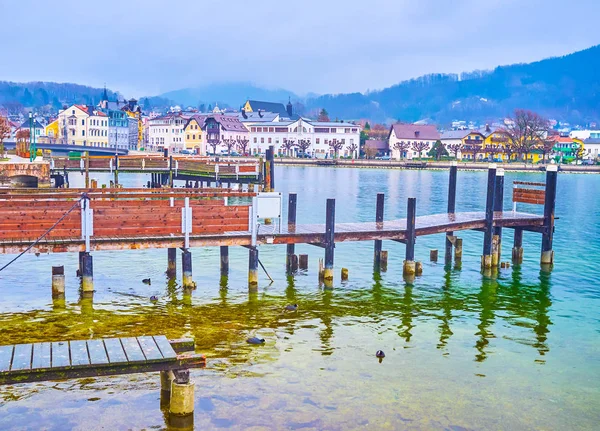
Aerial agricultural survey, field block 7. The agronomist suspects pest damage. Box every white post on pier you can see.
[80,197,94,253]
[181,197,192,249]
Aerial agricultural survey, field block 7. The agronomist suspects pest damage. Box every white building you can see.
[389,124,440,160]
[147,112,190,152]
[248,118,360,158]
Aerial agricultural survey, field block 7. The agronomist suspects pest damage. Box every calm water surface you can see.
[0,166,599,430]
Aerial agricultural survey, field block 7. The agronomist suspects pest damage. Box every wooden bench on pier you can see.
[0,335,204,386]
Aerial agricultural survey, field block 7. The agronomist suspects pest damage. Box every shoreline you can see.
[273,158,600,173]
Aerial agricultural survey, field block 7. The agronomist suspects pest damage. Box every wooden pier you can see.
[49,154,263,187]
[0,163,558,289]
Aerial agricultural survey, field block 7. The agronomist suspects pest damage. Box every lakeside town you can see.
[1,90,599,166]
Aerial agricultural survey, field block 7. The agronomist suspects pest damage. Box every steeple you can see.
[101,84,109,102]
[286,97,293,117]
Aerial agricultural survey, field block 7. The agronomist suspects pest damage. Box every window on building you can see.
[187,134,190,140]
[261,138,264,143]
[316,138,320,144]
[330,128,336,133]
[269,127,274,132]
[268,138,272,143]
[253,137,257,143]
[82,119,85,125]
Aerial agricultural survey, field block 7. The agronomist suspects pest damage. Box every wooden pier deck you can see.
[0,210,544,254]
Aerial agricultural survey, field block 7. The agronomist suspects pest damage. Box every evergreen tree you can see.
[317,109,330,122]
[364,121,371,131]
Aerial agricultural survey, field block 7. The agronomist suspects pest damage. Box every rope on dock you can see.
[0,194,88,273]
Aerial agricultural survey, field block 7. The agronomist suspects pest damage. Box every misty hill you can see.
[160,82,300,109]
[305,45,600,124]
[0,81,120,111]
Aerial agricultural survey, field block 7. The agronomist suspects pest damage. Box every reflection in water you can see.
[398,285,415,344]
[318,289,334,356]
[437,270,455,351]
[534,271,552,359]
[475,277,497,362]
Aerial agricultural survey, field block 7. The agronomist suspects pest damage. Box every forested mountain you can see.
[0,81,120,113]
[304,45,600,124]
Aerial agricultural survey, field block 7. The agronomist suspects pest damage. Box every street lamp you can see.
[29,112,37,162]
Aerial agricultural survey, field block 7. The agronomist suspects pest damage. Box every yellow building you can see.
[45,119,59,143]
[184,117,205,154]
[57,105,108,147]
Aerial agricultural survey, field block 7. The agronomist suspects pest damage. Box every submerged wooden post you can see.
[403,197,417,275]
[167,248,177,277]
[220,246,229,276]
[452,237,463,265]
[81,252,93,293]
[286,193,297,273]
[341,268,349,281]
[51,265,65,297]
[445,162,458,265]
[323,198,336,287]
[299,254,308,270]
[160,370,173,408]
[374,193,384,268]
[380,250,388,272]
[481,164,497,269]
[181,249,193,288]
[493,168,505,265]
[541,165,558,266]
[248,246,259,291]
[512,228,524,264]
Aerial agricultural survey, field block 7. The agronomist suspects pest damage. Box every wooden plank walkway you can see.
[0,210,544,254]
[0,336,204,385]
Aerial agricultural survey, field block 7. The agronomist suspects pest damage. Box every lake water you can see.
[0,166,599,430]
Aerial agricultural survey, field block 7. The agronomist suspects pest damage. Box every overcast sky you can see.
[1,0,598,97]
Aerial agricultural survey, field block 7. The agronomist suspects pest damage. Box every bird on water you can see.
[247,337,266,345]
[376,350,385,363]
[142,278,151,285]
[150,295,158,301]
[284,304,298,312]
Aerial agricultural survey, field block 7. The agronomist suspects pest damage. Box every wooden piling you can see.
[493,168,505,264]
[290,254,299,272]
[541,165,558,265]
[299,254,308,270]
[512,228,523,264]
[220,246,229,276]
[248,246,259,290]
[160,370,173,408]
[403,197,417,275]
[81,252,93,293]
[268,145,275,191]
[318,258,324,281]
[286,193,297,273]
[374,193,384,268]
[481,164,497,269]
[169,156,174,188]
[84,151,90,188]
[323,199,336,286]
[491,234,500,267]
[51,265,65,297]
[445,162,457,265]
[430,249,438,262]
[167,248,176,277]
[182,249,193,288]
[454,237,463,263]
[415,261,423,276]
[341,268,348,281]
[380,250,388,272]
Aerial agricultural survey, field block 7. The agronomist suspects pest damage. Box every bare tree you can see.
[0,116,11,157]
[207,138,220,156]
[297,138,311,156]
[502,109,549,164]
[348,143,358,159]
[411,141,430,160]
[483,144,502,162]
[328,139,344,158]
[447,143,463,159]
[282,138,296,157]
[393,140,410,160]
[540,138,555,164]
[364,142,378,159]
[222,138,236,156]
[462,143,480,161]
[236,137,249,155]
[15,129,30,158]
